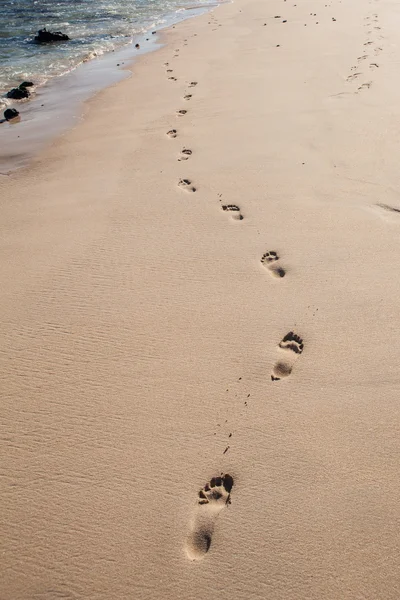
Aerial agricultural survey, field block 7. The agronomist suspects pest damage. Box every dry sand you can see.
[2,0,400,597]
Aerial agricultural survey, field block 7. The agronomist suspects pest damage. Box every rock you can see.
[34,28,70,43]
[6,87,30,99]
[4,108,19,121]
[19,81,34,89]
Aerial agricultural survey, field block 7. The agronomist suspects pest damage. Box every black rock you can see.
[34,28,70,43]
[4,108,19,121]
[19,81,34,89]
[6,87,30,99]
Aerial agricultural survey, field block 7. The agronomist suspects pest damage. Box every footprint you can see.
[222,205,243,220]
[185,474,234,561]
[177,109,187,116]
[271,332,304,381]
[178,178,196,192]
[169,77,177,81]
[184,94,192,101]
[178,148,192,161]
[261,251,285,278]
[167,129,178,138]
[166,69,173,73]
[347,73,361,81]
[189,81,198,87]
[357,81,372,91]
[369,62,379,69]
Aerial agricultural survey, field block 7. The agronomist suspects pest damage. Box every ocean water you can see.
[0,0,208,105]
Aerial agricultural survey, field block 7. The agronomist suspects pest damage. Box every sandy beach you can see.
[2,0,400,597]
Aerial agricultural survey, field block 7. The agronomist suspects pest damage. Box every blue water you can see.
[0,0,207,106]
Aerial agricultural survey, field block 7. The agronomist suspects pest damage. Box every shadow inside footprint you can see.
[177,109,187,116]
[222,204,243,220]
[186,474,234,560]
[271,332,304,381]
[166,129,178,138]
[261,251,285,278]
[178,178,196,192]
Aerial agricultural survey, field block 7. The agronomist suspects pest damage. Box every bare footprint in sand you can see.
[261,251,285,278]
[184,94,192,101]
[357,81,372,91]
[186,474,234,560]
[271,331,304,381]
[188,81,198,87]
[347,73,361,81]
[177,109,187,116]
[222,204,243,220]
[166,129,178,138]
[178,148,192,161]
[178,178,196,192]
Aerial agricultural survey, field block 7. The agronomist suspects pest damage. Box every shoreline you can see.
[0,3,214,174]
[2,0,400,597]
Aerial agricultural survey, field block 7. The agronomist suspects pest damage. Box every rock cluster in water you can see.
[6,82,34,100]
[34,28,70,43]
[4,108,20,121]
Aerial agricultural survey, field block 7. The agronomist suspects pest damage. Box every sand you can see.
[1,0,400,597]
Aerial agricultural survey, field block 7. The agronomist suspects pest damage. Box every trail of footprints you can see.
[345,11,382,92]
[162,27,304,562]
